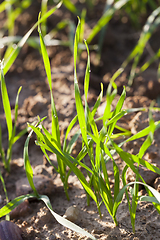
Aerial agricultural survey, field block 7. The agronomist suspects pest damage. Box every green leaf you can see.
[74,18,88,147]
[39,194,97,240]
[125,120,160,143]
[63,0,79,15]
[63,115,78,151]
[0,193,96,240]
[0,63,12,141]
[113,181,160,218]
[91,83,103,117]
[2,1,62,77]
[84,40,90,101]
[139,195,160,204]
[38,15,60,144]
[0,125,5,165]
[87,0,130,44]
[0,193,36,217]
[113,143,160,176]
[108,86,126,136]
[23,126,40,197]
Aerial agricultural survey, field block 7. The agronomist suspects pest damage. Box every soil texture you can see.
[0,1,160,239]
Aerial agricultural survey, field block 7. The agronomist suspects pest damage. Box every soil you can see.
[1,1,160,239]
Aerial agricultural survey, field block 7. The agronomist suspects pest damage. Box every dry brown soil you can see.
[1,1,160,239]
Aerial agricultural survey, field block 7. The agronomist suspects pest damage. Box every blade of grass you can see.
[0,194,37,217]
[35,139,97,203]
[0,193,97,240]
[0,124,6,166]
[108,87,126,136]
[112,181,160,219]
[103,85,117,127]
[87,0,130,44]
[63,115,78,152]
[138,195,160,204]
[126,120,160,143]
[0,0,17,13]
[91,83,103,117]
[63,0,80,15]
[65,130,81,154]
[0,61,12,142]
[40,194,97,240]
[74,18,88,147]
[23,118,46,197]
[113,142,160,176]
[2,1,62,77]
[38,18,69,196]
[38,18,60,144]
[5,86,22,170]
[41,0,48,36]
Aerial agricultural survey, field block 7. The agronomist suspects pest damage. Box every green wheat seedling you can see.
[0,14,160,238]
[0,60,28,220]
[109,5,160,88]
[0,61,29,172]
[86,0,130,45]
[0,12,97,239]
[0,0,81,63]
[74,19,160,230]
[0,0,160,234]
[24,15,98,201]
[0,1,64,173]
[0,0,33,36]
[27,18,160,230]
[0,0,33,61]
[0,1,63,78]
[122,0,157,28]
[117,105,160,232]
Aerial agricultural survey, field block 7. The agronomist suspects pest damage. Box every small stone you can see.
[16,174,54,196]
[63,205,79,223]
[0,220,23,240]
[10,200,33,219]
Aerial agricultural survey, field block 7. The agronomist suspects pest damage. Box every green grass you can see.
[0,61,28,172]
[0,0,160,237]
[8,16,160,234]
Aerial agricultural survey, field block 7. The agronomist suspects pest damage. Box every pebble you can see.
[16,174,54,196]
[10,200,33,219]
[0,220,23,240]
[63,205,79,223]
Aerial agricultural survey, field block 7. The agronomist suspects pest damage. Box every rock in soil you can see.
[63,205,79,223]
[10,200,33,220]
[0,220,23,240]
